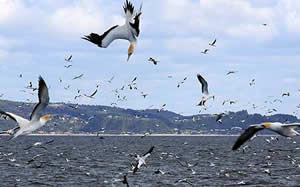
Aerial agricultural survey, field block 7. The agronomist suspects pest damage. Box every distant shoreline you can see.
[0,134,278,137]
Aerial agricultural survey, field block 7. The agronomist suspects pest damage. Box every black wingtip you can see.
[123,0,134,14]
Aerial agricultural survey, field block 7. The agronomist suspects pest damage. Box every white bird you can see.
[232,122,300,150]
[0,76,51,140]
[197,74,214,106]
[133,146,154,174]
[82,0,142,61]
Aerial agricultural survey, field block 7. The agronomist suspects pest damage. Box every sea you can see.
[0,135,299,186]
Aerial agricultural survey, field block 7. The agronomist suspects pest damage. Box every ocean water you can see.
[0,136,299,186]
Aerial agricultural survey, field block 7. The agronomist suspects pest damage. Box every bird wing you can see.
[123,0,135,24]
[142,146,154,158]
[0,111,30,128]
[83,24,132,48]
[133,162,139,173]
[123,0,142,37]
[282,123,300,129]
[212,39,216,45]
[30,76,49,121]
[90,89,98,97]
[197,74,208,95]
[232,125,264,150]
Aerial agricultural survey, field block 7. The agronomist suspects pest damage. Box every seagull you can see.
[201,49,209,54]
[148,57,158,65]
[82,0,142,61]
[64,64,72,68]
[215,113,225,124]
[197,74,214,106]
[249,79,255,86]
[157,104,166,112]
[141,92,148,98]
[226,71,238,75]
[133,146,154,174]
[177,77,188,88]
[0,76,51,140]
[65,55,72,62]
[72,74,84,80]
[131,76,137,83]
[282,92,290,97]
[209,39,217,47]
[84,89,98,99]
[107,76,115,83]
[232,122,300,150]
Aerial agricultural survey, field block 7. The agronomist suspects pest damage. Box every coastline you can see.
[0,134,278,137]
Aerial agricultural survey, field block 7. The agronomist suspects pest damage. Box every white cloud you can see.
[49,3,104,36]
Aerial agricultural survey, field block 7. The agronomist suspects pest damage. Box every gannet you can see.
[197,74,215,106]
[133,146,154,174]
[82,0,142,61]
[0,76,51,140]
[232,122,300,150]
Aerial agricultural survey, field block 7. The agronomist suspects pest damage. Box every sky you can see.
[0,0,300,117]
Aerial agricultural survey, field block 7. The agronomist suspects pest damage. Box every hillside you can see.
[0,99,298,135]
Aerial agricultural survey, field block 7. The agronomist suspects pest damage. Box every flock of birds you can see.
[0,0,299,186]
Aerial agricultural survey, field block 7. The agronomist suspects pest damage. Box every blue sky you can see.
[0,0,300,117]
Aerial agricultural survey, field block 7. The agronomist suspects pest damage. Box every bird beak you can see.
[43,114,52,121]
[127,43,135,61]
[127,53,132,61]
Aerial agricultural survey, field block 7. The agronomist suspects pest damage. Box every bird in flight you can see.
[201,49,209,54]
[197,74,214,106]
[215,113,225,124]
[226,71,238,75]
[133,146,154,174]
[209,39,217,47]
[0,76,51,140]
[82,0,142,61]
[64,64,72,68]
[65,55,72,62]
[282,92,290,97]
[249,79,255,86]
[148,57,159,65]
[232,122,300,150]
[84,89,98,99]
[72,74,84,80]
